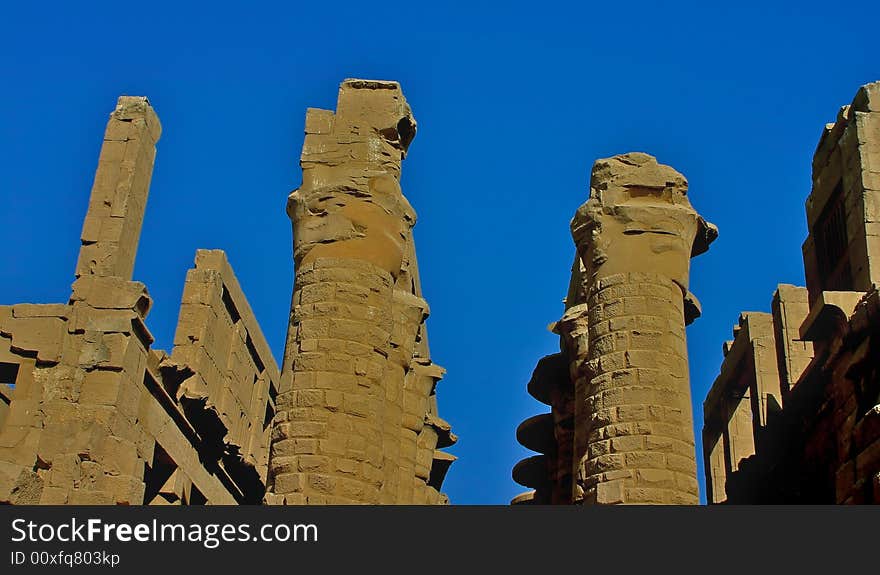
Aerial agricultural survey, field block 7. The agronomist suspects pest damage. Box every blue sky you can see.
[1,1,878,504]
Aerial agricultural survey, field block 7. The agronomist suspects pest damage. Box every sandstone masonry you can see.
[265,80,455,505]
[703,81,880,504]
[0,80,456,505]
[514,153,717,505]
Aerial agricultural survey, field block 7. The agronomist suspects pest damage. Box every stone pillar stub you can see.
[570,152,716,505]
[75,96,161,281]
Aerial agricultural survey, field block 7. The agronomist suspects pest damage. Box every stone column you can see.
[268,79,451,504]
[516,352,572,504]
[274,257,393,504]
[570,153,717,505]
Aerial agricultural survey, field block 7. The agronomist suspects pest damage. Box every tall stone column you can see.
[570,153,717,505]
[267,79,454,505]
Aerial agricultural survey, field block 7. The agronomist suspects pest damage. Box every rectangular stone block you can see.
[273,472,305,494]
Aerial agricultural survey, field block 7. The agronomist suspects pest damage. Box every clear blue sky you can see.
[1,1,878,504]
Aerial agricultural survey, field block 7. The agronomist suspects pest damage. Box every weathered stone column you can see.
[267,79,454,505]
[276,258,393,504]
[570,153,716,505]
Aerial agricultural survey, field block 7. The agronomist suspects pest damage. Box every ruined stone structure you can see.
[0,97,278,504]
[5,75,876,507]
[513,153,717,505]
[703,81,880,504]
[264,79,456,505]
[0,80,455,505]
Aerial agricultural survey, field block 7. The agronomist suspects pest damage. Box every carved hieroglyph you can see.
[569,152,716,504]
[266,80,455,505]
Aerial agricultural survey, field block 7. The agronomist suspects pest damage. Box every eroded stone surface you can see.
[571,152,717,295]
[1,82,455,507]
[0,97,279,505]
[266,79,455,505]
[704,80,880,505]
[514,153,715,505]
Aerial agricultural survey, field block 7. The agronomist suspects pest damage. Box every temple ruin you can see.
[0,80,455,505]
[702,81,880,504]
[513,80,880,506]
[2,76,878,506]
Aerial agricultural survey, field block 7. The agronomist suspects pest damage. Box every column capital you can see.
[570,152,717,292]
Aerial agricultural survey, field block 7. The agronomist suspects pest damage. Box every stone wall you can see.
[703,81,880,504]
[0,96,279,505]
